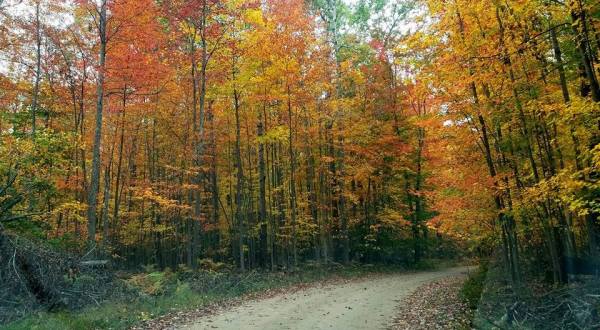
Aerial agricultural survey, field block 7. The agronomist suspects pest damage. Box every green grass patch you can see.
[4,287,217,330]
[460,261,488,310]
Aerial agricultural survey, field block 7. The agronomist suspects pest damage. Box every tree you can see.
[84,0,108,246]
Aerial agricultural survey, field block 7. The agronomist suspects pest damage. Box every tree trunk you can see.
[233,85,245,271]
[338,134,349,264]
[113,88,127,228]
[258,118,268,268]
[286,86,298,269]
[86,0,107,246]
[570,5,600,101]
[31,0,42,137]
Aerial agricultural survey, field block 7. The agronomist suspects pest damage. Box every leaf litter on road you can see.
[390,276,471,330]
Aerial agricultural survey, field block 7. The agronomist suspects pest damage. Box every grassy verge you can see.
[459,260,487,321]
[5,262,417,330]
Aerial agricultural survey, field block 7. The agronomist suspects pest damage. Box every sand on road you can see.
[181,266,471,330]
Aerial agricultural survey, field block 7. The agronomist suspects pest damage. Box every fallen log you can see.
[80,260,110,267]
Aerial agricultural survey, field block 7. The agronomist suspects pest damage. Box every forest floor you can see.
[154,266,473,330]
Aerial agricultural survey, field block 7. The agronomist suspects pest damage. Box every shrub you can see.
[126,271,176,296]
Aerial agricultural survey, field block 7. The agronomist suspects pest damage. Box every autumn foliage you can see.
[0,0,598,290]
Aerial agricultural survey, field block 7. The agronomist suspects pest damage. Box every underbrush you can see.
[0,233,125,326]
[4,262,413,330]
[472,259,600,329]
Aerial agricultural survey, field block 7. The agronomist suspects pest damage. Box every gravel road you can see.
[181,266,471,330]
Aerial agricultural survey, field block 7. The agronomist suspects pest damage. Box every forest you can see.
[0,0,599,328]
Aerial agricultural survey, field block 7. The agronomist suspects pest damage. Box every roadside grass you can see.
[6,282,233,330]
[4,262,430,330]
[460,261,487,309]
[459,260,488,328]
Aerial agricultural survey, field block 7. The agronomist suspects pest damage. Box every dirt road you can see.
[182,266,471,330]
